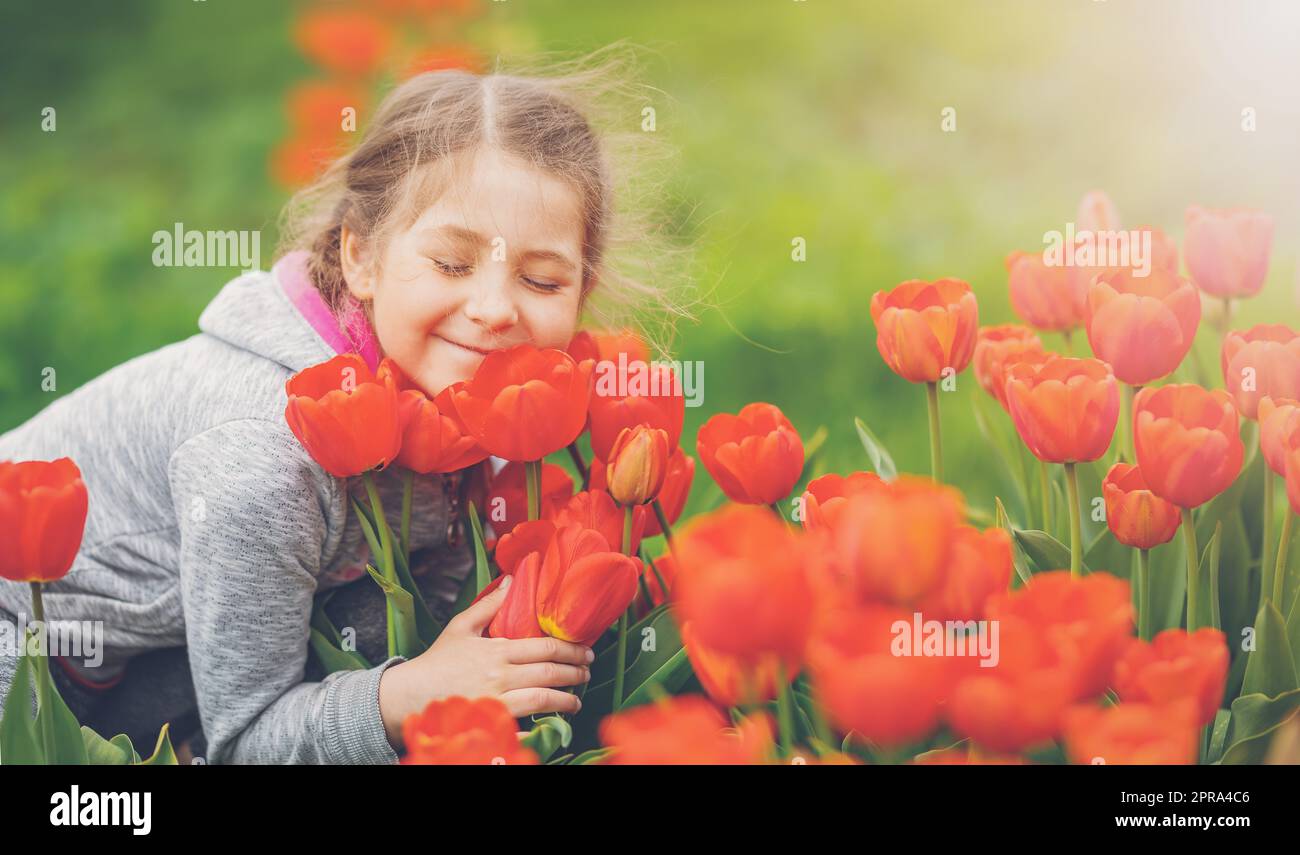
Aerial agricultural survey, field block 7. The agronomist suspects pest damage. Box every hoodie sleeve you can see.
[167,417,403,765]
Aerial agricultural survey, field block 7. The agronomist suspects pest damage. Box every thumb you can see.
[456,573,513,634]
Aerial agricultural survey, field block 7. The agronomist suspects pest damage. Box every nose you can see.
[462,268,519,334]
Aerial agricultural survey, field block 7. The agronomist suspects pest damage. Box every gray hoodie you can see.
[0,260,470,764]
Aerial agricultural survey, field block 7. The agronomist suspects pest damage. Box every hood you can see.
[197,252,365,374]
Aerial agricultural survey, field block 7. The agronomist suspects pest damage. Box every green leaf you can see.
[467,501,493,595]
[82,727,136,765]
[1219,687,1300,764]
[365,565,426,659]
[620,647,693,707]
[43,667,89,764]
[1241,601,1299,699]
[1012,528,1082,575]
[853,416,897,481]
[139,723,178,766]
[390,539,445,646]
[801,425,829,472]
[996,498,1032,587]
[0,655,41,764]
[971,393,1030,519]
[521,716,572,763]
[1147,537,1187,636]
[567,748,612,765]
[1206,709,1232,765]
[309,628,369,673]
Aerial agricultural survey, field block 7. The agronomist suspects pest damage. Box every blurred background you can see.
[2,0,1299,518]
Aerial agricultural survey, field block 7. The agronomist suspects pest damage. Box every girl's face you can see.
[341,148,587,396]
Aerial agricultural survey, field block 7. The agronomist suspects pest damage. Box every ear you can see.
[339,224,376,302]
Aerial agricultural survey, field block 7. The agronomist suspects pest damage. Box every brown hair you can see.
[276,43,694,358]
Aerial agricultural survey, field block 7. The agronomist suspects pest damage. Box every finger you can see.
[500,687,582,718]
[451,574,513,634]
[505,662,591,691]
[504,636,594,666]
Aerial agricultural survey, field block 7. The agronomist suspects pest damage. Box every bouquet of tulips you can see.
[305,193,1296,765]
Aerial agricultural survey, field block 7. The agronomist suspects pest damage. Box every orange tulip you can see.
[1131,224,1180,276]
[394,385,490,474]
[1085,268,1201,385]
[914,525,1012,622]
[401,696,538,765]
[1063,701,1198,765]
[870,278,979,383]
[0,458,89,583]
[1102,463,1181,550]
[808,604,953,748]
[826,476,964,606]
[799,470,886,531]
[696,402,804,505]
[284,354,403,477]
[551,489,647,558]
[588,360,684,460]
[1005,250,1084,333]
[566,328,650,367]
[294,9,394,78]
[1284,444,1300,515]
[1005,356,1119,464]
[632,448,693,536]
[486,552,545,640]
[1257,397,1300,476]
[984,570,1134,700]
[604,425,670,507]
[680,621,793,708]
[972,325,1045,410]
[1184,206,1274,299]
[485,461,573,538]
[672,504,814,665]
[450,344,593,462]
[1220,324,1300,420]
[599,695,773,765]
[948,613,1077,753]
[1134,384,1243,508]
[534,525,640,646]
[1112,628,1229,727]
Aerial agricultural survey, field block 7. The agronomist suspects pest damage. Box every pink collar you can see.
[275,250,382,372]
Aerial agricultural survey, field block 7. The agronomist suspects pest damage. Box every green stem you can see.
[1062,328,1074,355]
[567,443,590,491]
[926,381,943,482]
[1064,462,1083,578]
[1273,511,1293,607]
[1210,521,1223,632]
[1137,548,1151,641]
[363,470,398,658]
[651,498,677,556]
[775,663,795,757]
[29,582,56,762]
[613,506,635,710]
[1039,459,1052,532]
[1182,507,1200,631]
[400,468,414,570]
[525,459,542,521]
[1261,462,1275,613]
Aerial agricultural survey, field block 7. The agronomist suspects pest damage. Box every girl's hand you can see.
[378,576,594,752]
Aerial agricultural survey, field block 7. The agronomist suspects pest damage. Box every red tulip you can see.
[1085,268,1201,385]
[0,458,89,583]
[870,278,979,383]
[566,329,649,367]
[486,552,545,640]
[394,385,490,474]
[681,621,793,708]
[972,325,1045,410]
[284,354,403,477]
[1257,397,1300,476]
[604,425,670,507]
[1102,463,1181,550]
[799,470,886,531]
[588,360,684,460]
[450,344,593,462]
[599,695,773,765]
[696,402,804,505]
[1005,250,1084,333]
[1134,384,1243,508]
[551,489,646,557]
[294,9,395,78]
[534,525,640,646]
[1220,324,1300,420]
[914,525,1012,622]
[1184,206,1274,299]
[401,696,538,765]
[673,504,814,666]
[286,80,366,139]
[1063,702,1198,765]
[1005,356,1119,464]
[1112,628,1229,727]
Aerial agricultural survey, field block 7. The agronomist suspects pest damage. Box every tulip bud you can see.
[605,425,670,506]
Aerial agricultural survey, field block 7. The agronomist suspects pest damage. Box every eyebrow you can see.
[421,225,580,274]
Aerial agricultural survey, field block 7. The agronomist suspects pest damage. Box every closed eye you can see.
[522,275,563,293]
[432,258,472,277]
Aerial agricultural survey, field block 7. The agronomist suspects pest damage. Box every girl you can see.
[0,57,680,764]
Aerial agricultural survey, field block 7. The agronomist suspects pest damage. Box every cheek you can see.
[522,291,584,349]
[371,275,454,351]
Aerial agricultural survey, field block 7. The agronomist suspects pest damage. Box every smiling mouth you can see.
[435,334,501,356]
